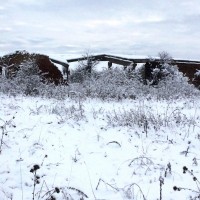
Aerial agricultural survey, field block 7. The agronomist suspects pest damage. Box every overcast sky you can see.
[1,0,200,59]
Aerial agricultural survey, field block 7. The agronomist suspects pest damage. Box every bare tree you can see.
[158,51,173,64]
[78,50,99,74]
[0,57,14,78]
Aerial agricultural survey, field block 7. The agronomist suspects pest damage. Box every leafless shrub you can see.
[106,103,195,133]
[123,183,146,200]
[173,166,200,199]
[0,116,16,154]
[29,102,86,123]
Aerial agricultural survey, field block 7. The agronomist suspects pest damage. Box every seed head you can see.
[50,195,56,200]
[183,166,188,173]
[193,177,197,181]
[173,186,178,191]
[30,168,34,173]
[55,187,60,193]
[33,164,40,171]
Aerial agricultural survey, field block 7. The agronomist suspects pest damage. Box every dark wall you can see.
[144,60,200,88]
[176,63,200,87]
[0,51,63,85]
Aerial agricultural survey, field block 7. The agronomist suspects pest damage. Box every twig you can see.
[128,156,154,167]
[67,187,88,198]
[164,162,172,177]
[159,176,164,200]
[126,183,146,200]
[19,149,24,200]
[96,178,119,192]
[174,186,199,193]
[84,162,96,199]
[106,141,121,147]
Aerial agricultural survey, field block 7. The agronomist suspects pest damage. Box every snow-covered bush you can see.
[69,51,99,84]
[129,52,200,99]
[0,51,199,100]
[0,59,44,96]
[146,65,199,100]
[195,70,200,77]
[71,68,139,100]
[194,70,200,89]
[68,63,199,100]
[69,65,93,84]
[106,102,189,131]
[14,59,43,96]
[0,59,72,99]
[137,52,175,85]
[0,60,65,98]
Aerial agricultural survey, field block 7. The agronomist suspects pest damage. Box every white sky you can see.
[1,0,200,59]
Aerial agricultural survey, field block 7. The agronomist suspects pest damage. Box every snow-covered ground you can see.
[1,94,200,200]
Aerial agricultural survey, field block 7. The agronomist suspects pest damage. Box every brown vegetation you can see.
[176,63,200,87]
[0,51,63,85]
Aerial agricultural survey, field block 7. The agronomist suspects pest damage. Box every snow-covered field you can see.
[1,94,200,200]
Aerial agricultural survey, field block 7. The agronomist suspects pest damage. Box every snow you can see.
[0,95,200,199]
[195,70,200,77]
